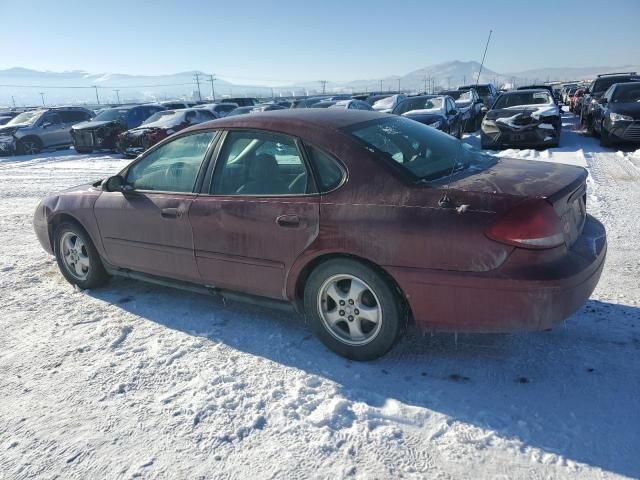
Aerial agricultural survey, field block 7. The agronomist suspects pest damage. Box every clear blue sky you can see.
[2,0,639,83]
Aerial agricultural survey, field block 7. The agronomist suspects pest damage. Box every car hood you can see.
[447,157,586,201]
[609,103,640,118]
[72,120,121,130]
[0,123,30,133]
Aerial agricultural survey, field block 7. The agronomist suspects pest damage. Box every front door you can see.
[94,131,217,282]
[39,112,68,147]
[189,130,320,299]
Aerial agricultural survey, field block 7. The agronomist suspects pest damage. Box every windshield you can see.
[493,91,552,108]
[345,117,487,181]
[394,97,443,115]
[7,111,42,125]
[473,85,490,95]
[593,77,638,94]
[93,108,129,122]
[612,84,640,103]
[141,110,183,127]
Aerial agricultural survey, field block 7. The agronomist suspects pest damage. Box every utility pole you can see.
[397,78,401,92]
[93,86,100,105]
[379,79,383,93]
[446,76,452,89]
[208,74,216,101]
[319,80,327,94]
[423,73,427,94]
[11,95,16,108]
[476,29,493,86]
[114,89,121,104]
[270,87,275,99]
[463,75,466,85]
[193,73,202,101]
[39,92,45,107]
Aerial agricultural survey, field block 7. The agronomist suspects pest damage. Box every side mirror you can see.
[450,109,458,116]
[475,98,484,104]
[41,121,52,129]
[102,175,126,192]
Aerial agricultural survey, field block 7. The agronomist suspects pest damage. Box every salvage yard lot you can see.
[0,112,639,479]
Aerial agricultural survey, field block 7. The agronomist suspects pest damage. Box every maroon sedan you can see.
[33,110,606,360]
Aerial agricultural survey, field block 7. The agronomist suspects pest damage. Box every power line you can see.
[0,82,198,89]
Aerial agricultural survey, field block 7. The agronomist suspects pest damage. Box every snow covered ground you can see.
[0,112,639,479]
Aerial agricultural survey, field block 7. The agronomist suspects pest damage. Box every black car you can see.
[391,95,463,138]
[481,89,561,149]
[592,82,640,146]
[70,105,165,153]
[458,83,499,108]
[440,89,484,131]
[223,97,259,107]
[581,72,640,135]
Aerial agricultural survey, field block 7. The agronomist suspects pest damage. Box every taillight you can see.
[486,199,564,249]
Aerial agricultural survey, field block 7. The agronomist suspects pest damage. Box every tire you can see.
[54,222,109,289]
[600,124,613,147]
[456,123,463,139]
[75,147,93,154]
[16,136,42,155]
[304,259,404,361]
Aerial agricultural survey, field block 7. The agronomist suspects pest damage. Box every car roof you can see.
[186,109,389,134]
[506,88,549,94]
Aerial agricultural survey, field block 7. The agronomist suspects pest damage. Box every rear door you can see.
[189,130,320,299]
[94,131,217,282]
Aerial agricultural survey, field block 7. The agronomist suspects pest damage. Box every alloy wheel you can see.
[21,140,40,155]
[317,274,383,346]
[60,232,90,280]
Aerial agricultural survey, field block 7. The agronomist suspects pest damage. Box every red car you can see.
[33,110,606,360]
[571,88,585,114]
[117,108,215,157]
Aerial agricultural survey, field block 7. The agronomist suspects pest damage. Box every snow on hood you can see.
[403,107,443,116]
[139,112,186,129]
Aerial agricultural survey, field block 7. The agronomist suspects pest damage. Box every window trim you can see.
[201,128,321,198]
[118,130,221,195]
[299,141,348,195]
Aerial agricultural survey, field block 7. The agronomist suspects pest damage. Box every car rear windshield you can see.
[344,116,489,182]
[473,85,490,95]
[393,97,443,115]
[612,83,640,103]
[493,91,552,108]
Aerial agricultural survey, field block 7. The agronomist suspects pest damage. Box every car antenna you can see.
[439,29,492,209]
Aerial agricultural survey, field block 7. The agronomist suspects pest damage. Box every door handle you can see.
[161,207,182,219]
[276,214,300,228]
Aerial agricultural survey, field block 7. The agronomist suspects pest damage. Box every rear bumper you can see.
[387,215,606,333]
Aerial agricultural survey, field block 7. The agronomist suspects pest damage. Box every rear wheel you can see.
[304,259,404,360]
[54,222,109,289]
[17,136,42,155]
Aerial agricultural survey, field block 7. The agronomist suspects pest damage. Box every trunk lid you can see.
[449,157,588,247]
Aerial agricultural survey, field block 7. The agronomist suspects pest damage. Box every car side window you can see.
[126,132,215,193]
[305,144,344,192]
[42,113,62,126]
[211,131,311,196]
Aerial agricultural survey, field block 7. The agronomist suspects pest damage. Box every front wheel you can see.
[304,259,404,360]
[17,136,42,155]
[54,222,109,289]
[600,124,613,147]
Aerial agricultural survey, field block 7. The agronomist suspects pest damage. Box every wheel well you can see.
[48,213,87,251]
[294,253,413,322]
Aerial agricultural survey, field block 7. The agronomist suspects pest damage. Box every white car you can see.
[371,94,407,113]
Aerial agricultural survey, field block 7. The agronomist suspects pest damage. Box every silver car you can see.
[0,107,93,155]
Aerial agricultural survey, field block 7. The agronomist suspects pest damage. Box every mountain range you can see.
[2,61,639,107]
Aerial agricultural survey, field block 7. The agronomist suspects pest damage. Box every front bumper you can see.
[388,215,606,333]
[482,122,559,148]
[33,201,53,255]
[72,128,119,150]
[606,120,640,143]
[0,135,16,155]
